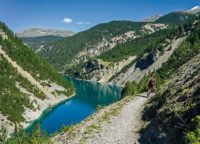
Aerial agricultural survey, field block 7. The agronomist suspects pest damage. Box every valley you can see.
[0,3,200,144]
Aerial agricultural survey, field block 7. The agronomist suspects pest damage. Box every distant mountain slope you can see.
[17,28,75,51]
[41,21,167,69]
[0,22,74,137]
[21,35,64,52]
[17,28,75,37]
[155,11,194,25]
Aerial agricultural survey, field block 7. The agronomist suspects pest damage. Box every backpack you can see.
[148,79,155,87]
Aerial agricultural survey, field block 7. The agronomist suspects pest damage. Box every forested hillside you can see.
[67,25,182,81]
[0,22,73,89]
[100,12,197,62]
[38,11,195,70]
[67,17,190,81]
[99,27,175,62]
[40,21,167,69]
[139,54,200,144]
[0,21,74,141]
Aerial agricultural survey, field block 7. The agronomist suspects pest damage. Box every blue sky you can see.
[0,0,200,32]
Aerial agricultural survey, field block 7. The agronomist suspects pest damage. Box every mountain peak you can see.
[187,6,200,14]
[190,6,200,11]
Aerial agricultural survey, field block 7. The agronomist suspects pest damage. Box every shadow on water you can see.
[27,76,122,135]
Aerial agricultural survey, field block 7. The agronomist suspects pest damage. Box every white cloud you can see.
[63,18,72,24]
[76,21,90,25]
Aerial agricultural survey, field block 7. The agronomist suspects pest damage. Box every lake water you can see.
[27,77,122,135]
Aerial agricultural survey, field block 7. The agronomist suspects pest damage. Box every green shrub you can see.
[137,75,148,92]
[3,125,52,144]
[184,116,200,144]
[61,125,73,132]
[121,81,138,97]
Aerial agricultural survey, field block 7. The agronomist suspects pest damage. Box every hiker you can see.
[147,74,157,97]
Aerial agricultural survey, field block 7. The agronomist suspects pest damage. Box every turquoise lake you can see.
[27,77,122,135]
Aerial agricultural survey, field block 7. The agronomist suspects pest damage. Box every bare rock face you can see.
[16,28,75,38]
[142,15,161,22]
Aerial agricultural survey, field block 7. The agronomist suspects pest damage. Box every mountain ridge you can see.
[35,7,197,73]
[41,21,168,70]
[16,28,75,38]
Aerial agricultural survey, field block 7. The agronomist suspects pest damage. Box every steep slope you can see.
[122,17,200,143]
[41,21,167,69]
[79,21,188,83]
[101,14,199,85]
[0,22,74,137]
[111,37,186,86]
[140,53,200,144]
[99,27,176,62]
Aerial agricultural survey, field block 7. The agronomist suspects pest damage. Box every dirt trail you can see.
[53,93,148,144]
[86,94,147,144]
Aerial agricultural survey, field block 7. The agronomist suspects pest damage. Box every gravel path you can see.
[86,93,148,144]
[52,93,149,144]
